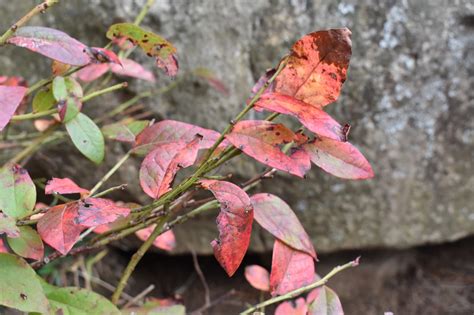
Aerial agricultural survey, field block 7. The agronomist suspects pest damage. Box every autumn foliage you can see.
[0,1,373,314]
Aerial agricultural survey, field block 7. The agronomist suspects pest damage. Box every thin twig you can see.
[78,271,134,302]
[191,290,237,314]
[88,151,132,196]
[123,284,155,308]
[111,214,169,305]
[240,258,361,315]
[0,0,59,45]
[190,248,211,309]
[12,82,129,122]
[91,184,127,198]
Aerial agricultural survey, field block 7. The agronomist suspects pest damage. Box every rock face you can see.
[1,0,473,254]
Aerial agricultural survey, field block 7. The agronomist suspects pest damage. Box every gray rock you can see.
[1,0,473,254]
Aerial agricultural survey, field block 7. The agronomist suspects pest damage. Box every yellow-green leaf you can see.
[32,87,56,112]
[106,23,178,76]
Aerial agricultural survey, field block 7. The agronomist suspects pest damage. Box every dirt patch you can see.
[94,236,474,314]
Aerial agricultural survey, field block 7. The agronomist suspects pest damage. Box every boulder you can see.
[1,0,473,254]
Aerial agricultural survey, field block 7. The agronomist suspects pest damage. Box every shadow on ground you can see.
[96,236,474,315]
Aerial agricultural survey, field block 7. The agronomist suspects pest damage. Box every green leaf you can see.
[0,213,20,238]
[127,120,149,136]
[53,77,83,123]
[307,285,344,315]
[122,304,185,315]
[7,226,44,261]
[52,76,68,101]
[65,113,105,164]
[60,97,81,123]
[0,253,49,313]
[32,87,56,112]
[42,286,120,315]
[102,122,136,143]
[0,164,36,218]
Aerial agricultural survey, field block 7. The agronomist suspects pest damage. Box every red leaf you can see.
[251,193,316,258]
[199,180,253,277]
[140,137,202,199]
[74,198,130,227]
[87,47,121,65]
[275,28,352,108]
[110,58,156,82]
[45,177,89,195]
[225,120,310,177]
[244,265,270,291]
[275,298,308,315]
[255,93,346,141]
[75,63,110,82]
[270,239,316,296]
[0,86,27,131]
[303,137,374,179]
[0,76,27,87]
[307,286,344,315]
[136,227,176,251]
[156,54,179,77]
[134,120,222,155]
[7,26,91,66]
[37,203,84,255]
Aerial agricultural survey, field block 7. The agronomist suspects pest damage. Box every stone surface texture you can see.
[1,0,473,254]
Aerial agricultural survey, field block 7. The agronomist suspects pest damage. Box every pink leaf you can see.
[195,68,229,95]
[275,298,308,315]
[7,26,91,66]
[200,180,253,277]
[140,137,202,199]
[255,93,346,141]
[0,239,9,253]
[244,265,270,291]
[136,227,176,251]
[303,137,374,179]
[75,198,130,227]
[37,203,84,255]
[111,58,156,82]
[275,28,352,108]
[75,63,109,82]
[270,239,316,296]
[225,120,310,177]
[156,54,179,77]
[0,86,27,131]
[134,120,222,155]
[45,177,89,195]
[307,286,344,315]
[251,193,316,258]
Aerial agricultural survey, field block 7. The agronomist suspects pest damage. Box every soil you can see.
[95,236,474,315]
